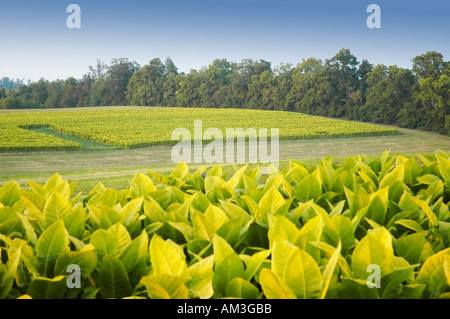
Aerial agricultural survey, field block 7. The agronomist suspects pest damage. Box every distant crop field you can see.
[0,107,399,152]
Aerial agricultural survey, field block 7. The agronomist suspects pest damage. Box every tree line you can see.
[1,49,449,135]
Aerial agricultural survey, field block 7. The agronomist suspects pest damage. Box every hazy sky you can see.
[1,0,449,82]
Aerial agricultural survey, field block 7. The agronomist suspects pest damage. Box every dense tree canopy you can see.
[1,49,449,135]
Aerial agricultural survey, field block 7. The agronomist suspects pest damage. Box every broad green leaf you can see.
[317,157,336,189]
[44,173,65,192]
[295,170,322,202]
[43,192,72,227]
[260,268,297,299]
[204,204,229,232]
[149,234,188,280]
[20,189,46,215]
[216,217,245,248]
[344,184,370,216]
[119,196,143,226]
[311,241,352,277]
[205,175,226,194]
[413,198,438,228]
[36,220,70,276]
[416,248,450,298]
[242,195,264,224]
[213,234,238,266]
[272,240,322,299]
[394,219,423,232]
[62,204,86,238]
[213,253,245,297]
[220,200,251,223]
[259,187,286,216]
[89,229,119,257]
[225,165,248,193]
[329,200,346,217]
[336,277,380,299]
[97,256,131,299]
[242,249,270,281]
[402,284,426,299]
[379,163,404,190]
[0,207,23,237]
[107,223,132,257]
[436,155,450,184]
[141,273,189,299]
[295,215,324,260]
[170,161,189,180]
[380,263,416,299]
[147,169,169,185]
[187,255,214,299]
[0,248,21,299]
[351,227,394,279]
[129,173,156,198]
[417,174,441,185]
[167,221,194,242]
[27,180,47,197]
[191,165,208,191]
[268,215,299,249]
[119,230,148,274]
[54,247,97,279]
[393,232,429,264]
[226,277,259,299]
[27,276,67,299]
[0,180,21,207]
[444,256,450,287]
[190,191,211,213]
[17,213,38,246]
[143,197,166,222]
[287,161,309,183]
[192,210,215,241]
[320,241,342,299]
[367,186,389,225]
[322,215,355,251]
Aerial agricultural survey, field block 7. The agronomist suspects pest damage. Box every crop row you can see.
[0,108,399,151]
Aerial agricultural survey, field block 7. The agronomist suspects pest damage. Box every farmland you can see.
[0,107,398,151]
[1,107,450,299]
[0,151,449,299]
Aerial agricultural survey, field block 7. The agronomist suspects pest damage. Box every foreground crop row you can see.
[0,150,449,299]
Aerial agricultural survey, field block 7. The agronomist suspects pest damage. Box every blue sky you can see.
[0,0,449,82]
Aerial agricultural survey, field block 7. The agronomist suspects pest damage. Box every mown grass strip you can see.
[26,126,122,151]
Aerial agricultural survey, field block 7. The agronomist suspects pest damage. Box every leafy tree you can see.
[61,77,79,108]
[361,65,415,125]
[417,71,450,133]
[29,79,49,106]
[46,80,64,108]
[176,70,202,107]
[412,51,445,80]
[88,59,108,81]
[93,58,140,106]
[324,48,360,118]
[127,58,166,106]
[230,59,271,108]
[272,63,293,111]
